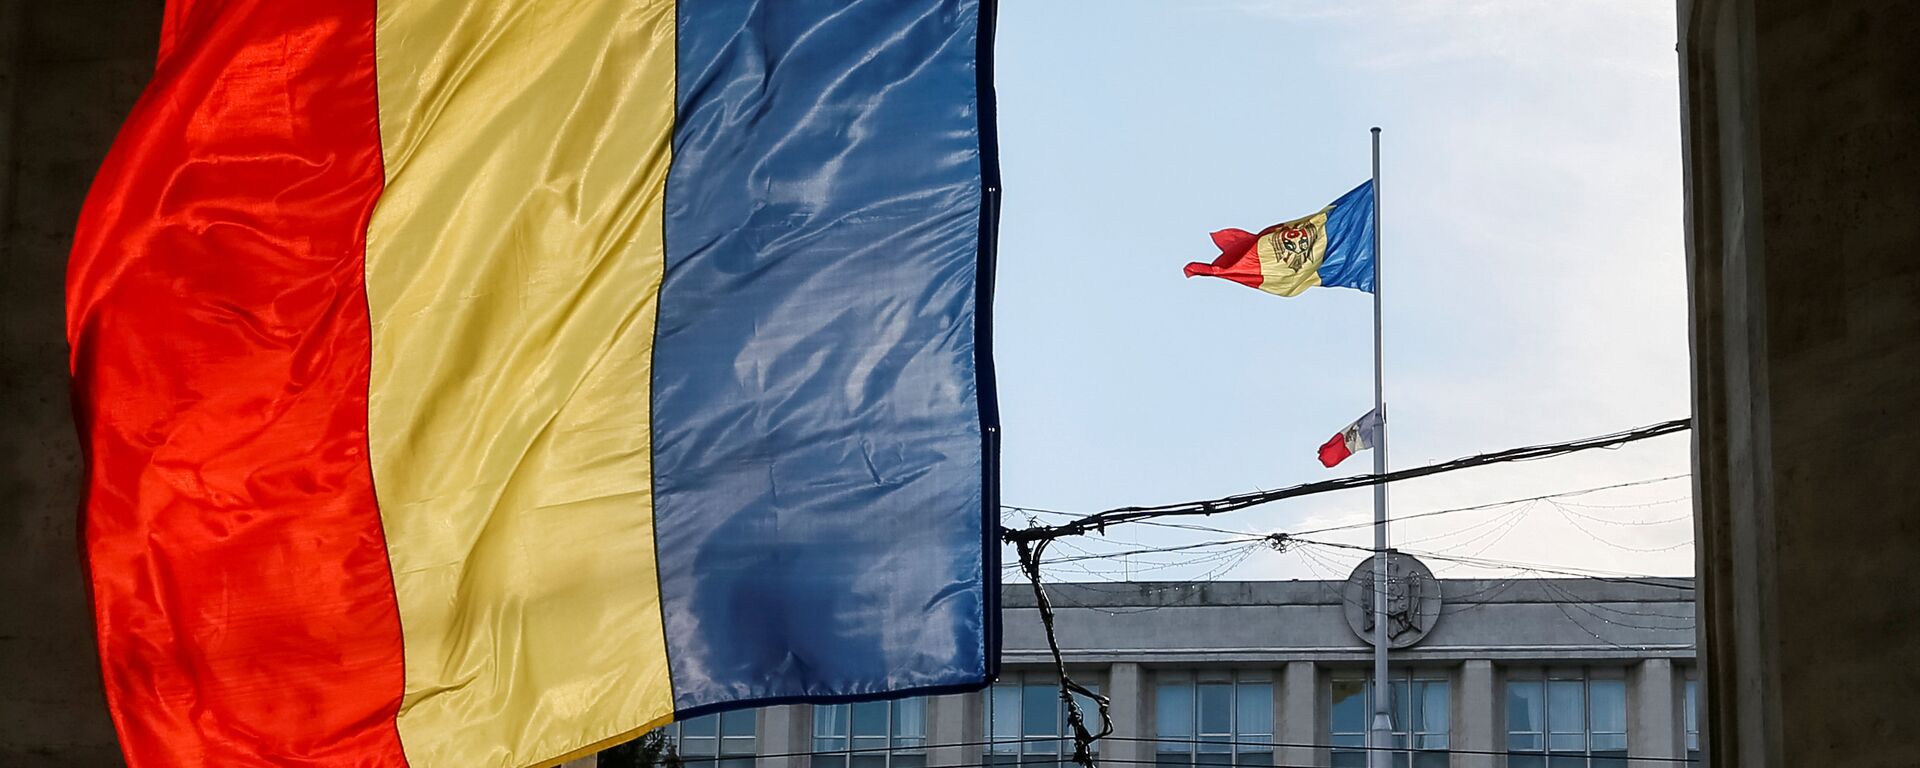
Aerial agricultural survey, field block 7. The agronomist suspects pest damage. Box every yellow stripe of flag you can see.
[366,0,678,764]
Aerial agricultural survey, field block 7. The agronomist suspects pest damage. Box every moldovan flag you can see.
[65,2,999,766]
[1184,181,1376,296]
[1319,410,1384,468]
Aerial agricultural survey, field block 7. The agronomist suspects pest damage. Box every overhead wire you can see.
[1393,503,1535,567]
[1008,474,1693,576]
[1556,506,1694,527]
[1041,547,1265,615]
[996,419,1694,763]
[658,734,1701,765]
[1545,500,1694,553]
[1096,735,1701,764]
[1553,494,1692,511]
[1281,541,1696,621]
[1041,544,1261,585]
[1385,500,1531,548]
[1005,474,1692,584]
[1533,577,1697,627]
[1020,536,1274,567]
[1015,532,1695,588]
[1547,596,1693,649]
[1016,517,1693,587]
[1001,418,1690,544]
[1284,541,1593,618]
[1008,532,1696,593]
[1287,473,1688,538]
[1012,536,1113,768]
[1004,473,1691,547]
[1005,504,1260,538]
[1288,538,1694,590]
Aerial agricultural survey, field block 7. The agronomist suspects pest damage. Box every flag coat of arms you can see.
[1183,181,1376,296]
[65,1,1000,766]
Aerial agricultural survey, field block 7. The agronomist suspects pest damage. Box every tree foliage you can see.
[598,728,682,768]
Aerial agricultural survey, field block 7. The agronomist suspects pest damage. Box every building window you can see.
[1328,675,1450,768]
[1154,674,1274,767]
[665,710,757,768]
[1683,680,1699,762]
[985,676,1101,768]
[1505,674,1626,768]
[814,699,927,768]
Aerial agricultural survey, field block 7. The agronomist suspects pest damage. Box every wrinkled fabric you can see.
[69,0,999,764]
[656,0,998,712]
[66,1,408,765]
[364,1,680,765]
[1183,180,1376,296]
[1316,181,1377,292]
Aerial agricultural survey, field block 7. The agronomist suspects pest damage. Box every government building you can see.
[586,554,1700,768]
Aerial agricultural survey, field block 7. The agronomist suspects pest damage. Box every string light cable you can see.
[1531,575,1697,625]
[1544,499,1694,553]
[658,734,1702,765]
[1292,539,1695,591]
[1008,474,1692,574]
[1001,418,1690,545]
[996,418,1692,764]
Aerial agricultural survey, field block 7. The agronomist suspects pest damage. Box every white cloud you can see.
[1226,0,1676,78]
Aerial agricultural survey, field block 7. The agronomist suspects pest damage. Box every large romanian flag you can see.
[65,1,999,766]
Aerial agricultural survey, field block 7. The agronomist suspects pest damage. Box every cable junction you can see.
[997,417,1694,767]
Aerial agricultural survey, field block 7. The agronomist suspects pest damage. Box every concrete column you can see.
[562,757,598,768]
[1,0,17,245]
[1277,662,1319,768]
[927,692,974,768]
[2,1,165,765]
[1682,1,1920,766]
[1452,661,1495,768]
[1103,663,1146,767]
[762,705,805,768]
[1628,660,1677,768]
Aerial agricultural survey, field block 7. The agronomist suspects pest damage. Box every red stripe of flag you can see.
[66,2,407,764]
[1183,228,1264,289]
[1318,431,1356,468]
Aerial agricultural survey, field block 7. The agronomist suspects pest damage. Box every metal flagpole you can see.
[1366,126,1394,768]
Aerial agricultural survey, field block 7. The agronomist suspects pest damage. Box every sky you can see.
[988,0,1693,584]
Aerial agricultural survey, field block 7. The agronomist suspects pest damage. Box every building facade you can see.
[591,559,1699,768]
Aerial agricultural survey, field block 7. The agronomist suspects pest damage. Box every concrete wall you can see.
[745,654,1691,768]
[566,576,1699,768]
[1,1,160,766]
[1001,580,1697,665]
[1680,0,1920,766]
